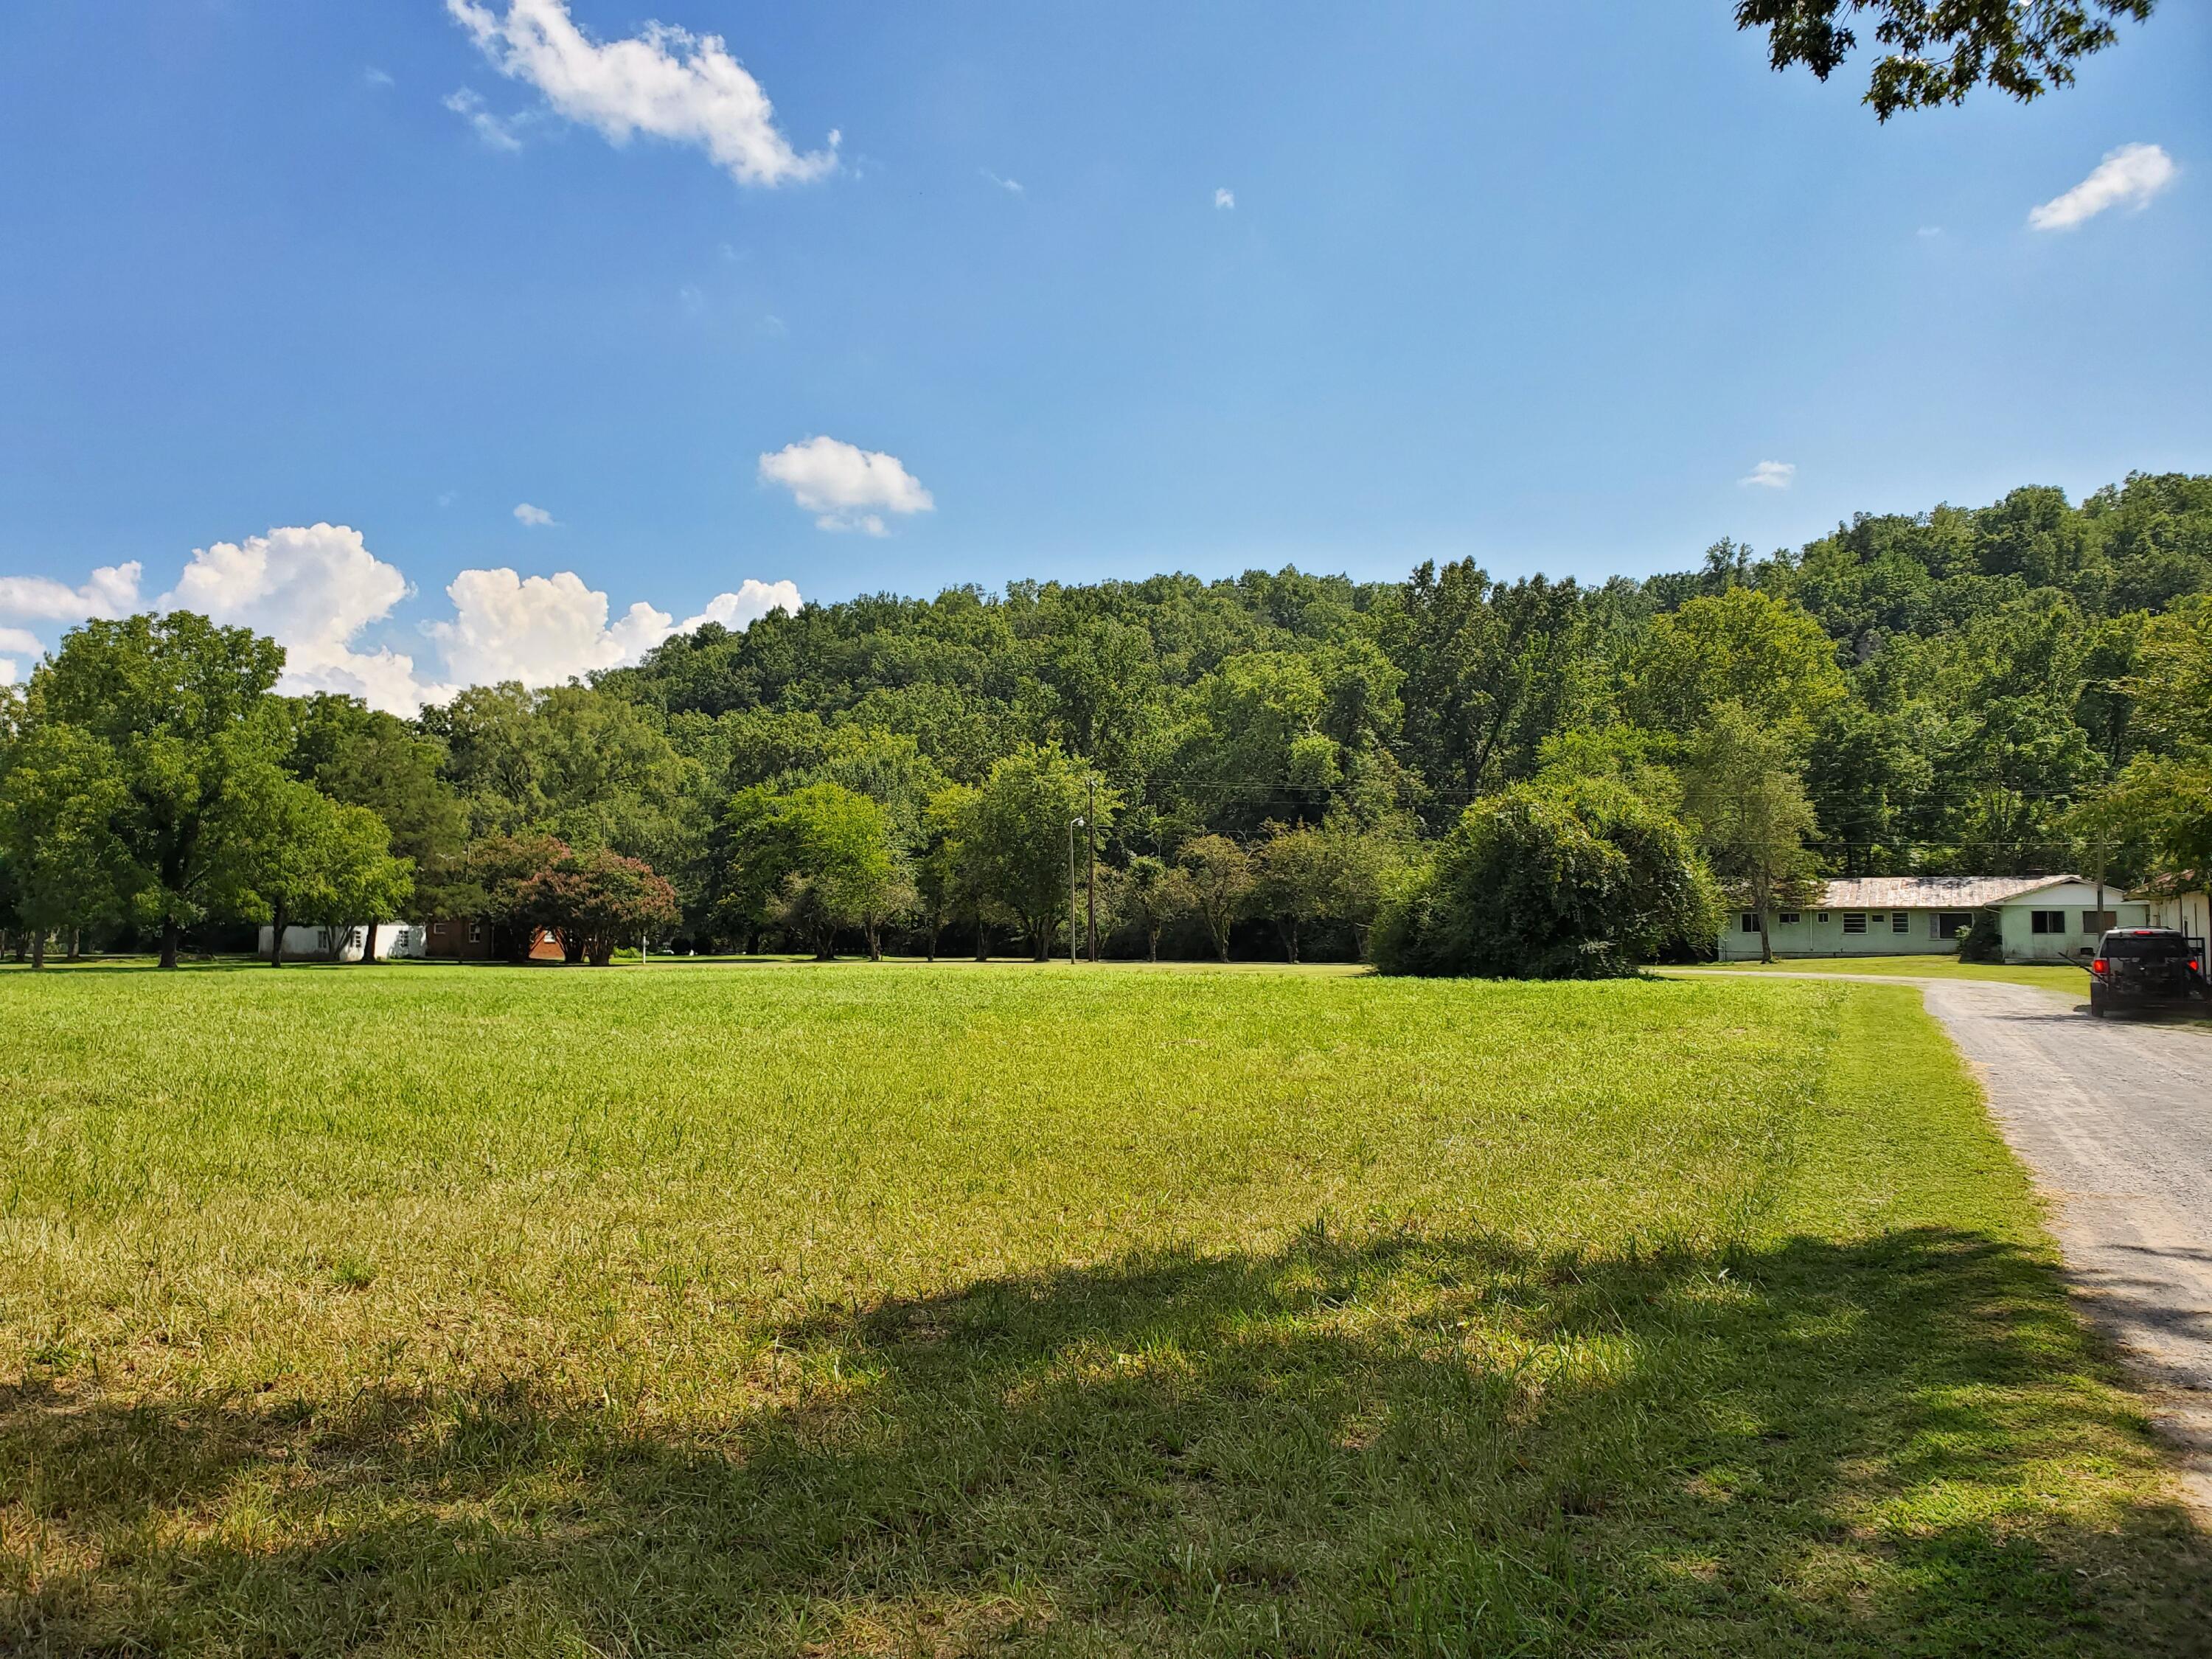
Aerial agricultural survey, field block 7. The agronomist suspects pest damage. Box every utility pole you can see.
[1085,773,1099,962]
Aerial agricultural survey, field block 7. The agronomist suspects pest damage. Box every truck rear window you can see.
[2103,934,2188,959]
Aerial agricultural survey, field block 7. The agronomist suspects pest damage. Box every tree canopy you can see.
[1736,0,2155,119]
[3,469,2208,973]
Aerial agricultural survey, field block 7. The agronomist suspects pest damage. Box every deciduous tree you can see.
[1681,703,1822,964]
[24,613,288,967]
[1178,835,1253,964]
[967,745,1112,960]
[1118,854,1192,963]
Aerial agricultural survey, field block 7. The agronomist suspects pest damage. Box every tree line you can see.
[2,472,2208,973]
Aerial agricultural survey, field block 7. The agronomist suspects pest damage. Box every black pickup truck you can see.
[2087,928,2208,1016]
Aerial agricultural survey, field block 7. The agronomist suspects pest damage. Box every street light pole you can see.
[1068,815,1084,965]
[1085,774,1099,963]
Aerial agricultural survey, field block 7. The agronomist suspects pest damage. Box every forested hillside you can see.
[5,473,2210,965]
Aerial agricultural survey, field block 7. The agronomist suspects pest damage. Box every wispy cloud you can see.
[1739,460,1796,490]
[512,502,557,527]
[445,87,527,152]
[759,436,933,535]
[2028,142,2177,231]
[446,0,836,187]
[1214,187,1235,210]
[981,169,1025,196]
[364,66,396,89]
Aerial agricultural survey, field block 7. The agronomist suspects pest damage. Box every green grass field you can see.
[1680,954,2094,995]
[2,961,2204,1655]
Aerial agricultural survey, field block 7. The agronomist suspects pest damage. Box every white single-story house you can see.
[254,922,428,962]
[1717,874,2149,964]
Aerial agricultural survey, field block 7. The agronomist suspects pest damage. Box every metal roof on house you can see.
[1814,874,2081,911]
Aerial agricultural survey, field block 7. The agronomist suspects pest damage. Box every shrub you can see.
[1957,906,2006,962]
[1374,779,1719,978]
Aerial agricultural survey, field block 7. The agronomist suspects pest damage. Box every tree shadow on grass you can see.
[5,1226,2208,1656]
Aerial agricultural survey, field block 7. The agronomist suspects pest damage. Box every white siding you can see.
[1992,883,2147,962]
[253,923,428,962]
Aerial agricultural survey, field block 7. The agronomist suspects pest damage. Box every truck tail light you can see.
[2092,958,2109,975]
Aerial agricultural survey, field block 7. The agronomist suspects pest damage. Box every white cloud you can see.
[981,169,1024,196]
[1214,187,1235,210]
[0,562,142,622]
[758,436,933,535]
[426,568,670,689]
[1739,460,1796,490]
[364,66,395,88]
[161,524,432,714]
[446,0,836,187]
[676,579,800,633]
[3,527,794,712]
[513,501,557,526]
[1916,225,1943,239]
[2028,143,2177,231]
[445,87,527,152]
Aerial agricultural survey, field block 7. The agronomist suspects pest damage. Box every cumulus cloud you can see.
[0,562,142,622]
[758,436,933,535]
[513,501,557,526]
[425,568,667,689]
[2028,143,2177,231]
[676,579,800,632]
[160,524,432,714]
[446,0,837,186]
[422,571,793,692]
[4,527,795,712]
[1739,460,1796,490]
[1214,187,1235,209]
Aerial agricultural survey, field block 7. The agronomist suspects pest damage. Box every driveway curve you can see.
[1679,970,2212,1509]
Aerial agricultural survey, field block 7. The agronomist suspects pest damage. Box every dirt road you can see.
[1686,970,2212,1508]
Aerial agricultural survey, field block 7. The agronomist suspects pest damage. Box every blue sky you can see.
[1,1,2205,706]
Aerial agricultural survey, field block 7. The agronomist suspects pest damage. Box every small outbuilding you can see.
[1718,874,2149,964]
[2133,874,2209,943]
[254,922,428,962]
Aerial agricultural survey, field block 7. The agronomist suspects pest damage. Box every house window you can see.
[468,919,484,944]
[1739,912,1760,933]
[1843,914,1868,934]
[1778,911,1799,925]
[1935,912,1972,941]
[1892,912,1910,933]
[2030,910,2067,935]
[1868,912,1885,923]
[432,921,447,936]
[2082,911,2116,934]
[1816,912,1830,924]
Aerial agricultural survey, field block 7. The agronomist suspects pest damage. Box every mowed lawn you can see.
[1,963,2205,1656]
[1681,955,2094,996]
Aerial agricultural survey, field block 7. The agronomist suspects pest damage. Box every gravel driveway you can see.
[1685,970,2212,1509]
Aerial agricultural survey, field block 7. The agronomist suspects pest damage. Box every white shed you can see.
[1718,874,2149,964]
[253,922,428,962]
